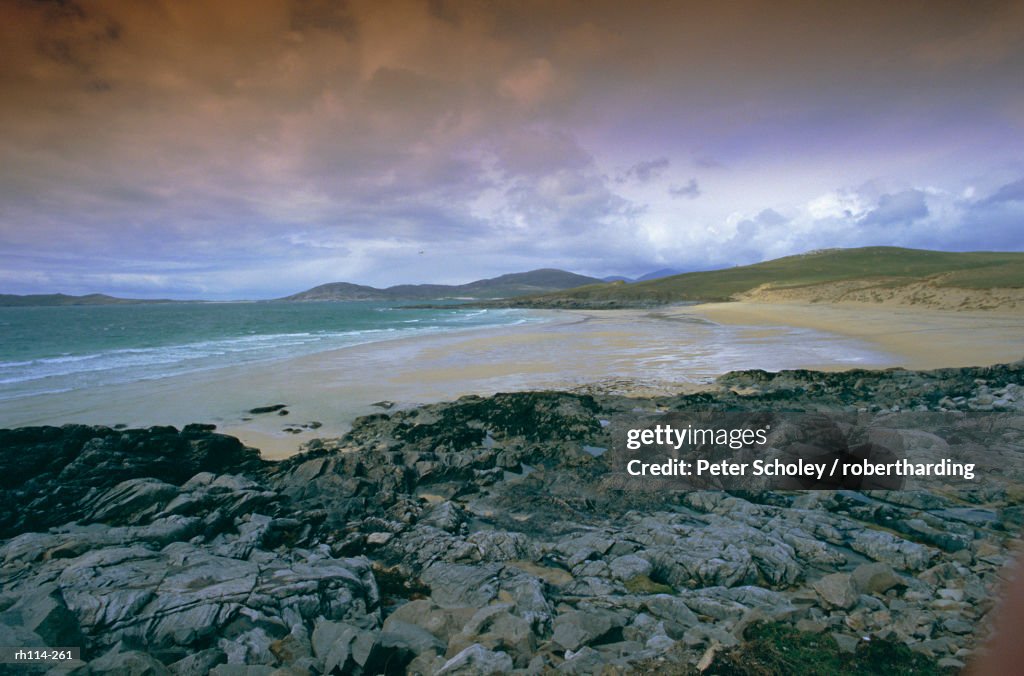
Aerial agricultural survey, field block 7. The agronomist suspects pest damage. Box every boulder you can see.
[87,644,170,675]
[552,609,625,652]
[364,620,444,673]
[437,643,514,675]
[813,573,859,610]
[447,604,535,666]
[851,562,903,594]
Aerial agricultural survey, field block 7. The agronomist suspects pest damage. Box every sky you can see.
[2,0,1023,299]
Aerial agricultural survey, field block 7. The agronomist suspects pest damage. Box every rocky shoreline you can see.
[2,362,1023,674]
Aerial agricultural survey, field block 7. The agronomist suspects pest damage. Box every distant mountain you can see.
[635,268,683,281]
[277,282,390,302]
[281,269,603,301]
[0,293,176,307]
[489,247,1024,308]
[601,269,684,283]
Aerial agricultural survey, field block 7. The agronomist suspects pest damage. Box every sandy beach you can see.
[684,301,1024,370]
[2,302,1021,459]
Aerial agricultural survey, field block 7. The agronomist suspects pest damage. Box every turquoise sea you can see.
[0,301,537,402]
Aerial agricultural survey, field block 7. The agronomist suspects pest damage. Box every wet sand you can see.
[3,302,1020,459]
[0,307,899,458]
[684,302,1024,370]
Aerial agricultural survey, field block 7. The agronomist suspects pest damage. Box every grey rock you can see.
[384,600,474,642]
[813,573,859,610]
[421,563,502,609]
[168,648,226,675]
[831,632,860,654]
[608,554,652,581]
[848,530,937,571]
[557,646,604,674]
[84,478,179,525]
[311,618,357,673]
[552,609,625,652]
[851,562,902,594]
[87,645,171,675]
[943,617,974,635]
[0,585,84,647]
[420,502,464,533]
[437,643,514,675]
[467,531,533,561]
[643,595,699,638]
[447,605,535,666]
[209,666,275,676]
[365,620,445,673]
[219,628,275,666]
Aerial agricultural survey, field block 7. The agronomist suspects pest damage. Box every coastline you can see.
[2,301,1021,458]
[3,361,1020,673]
[682,301,1024,370]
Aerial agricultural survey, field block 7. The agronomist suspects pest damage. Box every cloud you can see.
[498,58,556,108]
[860,189,930,227]
[0,1,1022,296]
[669,179,701,199]
[624,157,670,183]
[982,178,1024,205]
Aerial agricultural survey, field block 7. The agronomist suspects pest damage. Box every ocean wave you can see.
[0,307,544,399]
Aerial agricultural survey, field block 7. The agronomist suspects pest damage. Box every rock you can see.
[88,644,171,675]
[2,366,1022,672]
[813,573,859,610]
[168,648,226,675]
[552,609,625,651]
[83,478,179,525]
[0,585,84,647]
[219,627,275,665]
[643,595,699,638]
[209,665,275,675]
[943,617,974,635]
[849,530,937,571]
[1,541,378,659]
[407,652,447,675]
[311,618,358,673]
[447,605,535,666]
[383,600,474,643]
[558,646,605,673]
[249,405,287,414]
[467,531,533,561]
[0,424,264,538]
[437,643,514,675]
[421,563,502,608]
[420,502,464,533]
[938,657,967,670]
[609,554,652,581]
[364,621,444,673]
[269,625,312,664]
[851,562,903,594]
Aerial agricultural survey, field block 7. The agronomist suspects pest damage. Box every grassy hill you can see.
[495,247,1024,308]
[282,269,603,301]
[0,293,176,307]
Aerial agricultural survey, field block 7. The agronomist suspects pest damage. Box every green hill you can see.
[0,293,176,307]
[495,247,1024,308]
[282,269,603,301]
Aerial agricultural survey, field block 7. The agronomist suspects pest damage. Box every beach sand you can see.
[2,302,1021,458]
[684,302,1024,371]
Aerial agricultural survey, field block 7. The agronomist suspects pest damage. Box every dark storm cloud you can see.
[0,0,1022,296]
[860,190,930,227]
[982,178,1024,205]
